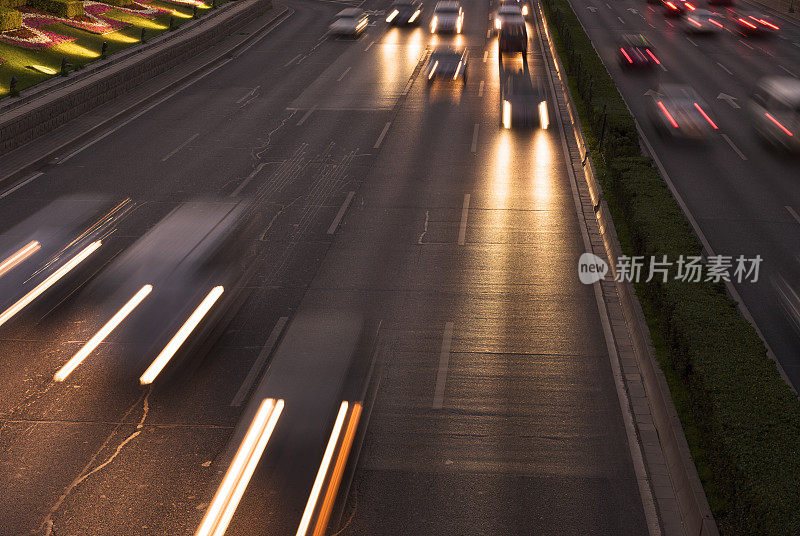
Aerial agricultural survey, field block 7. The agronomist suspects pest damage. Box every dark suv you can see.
[499,21,527,54]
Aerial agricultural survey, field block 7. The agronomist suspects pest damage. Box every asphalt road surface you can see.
[564,0,800,385]
[0,0,654,534]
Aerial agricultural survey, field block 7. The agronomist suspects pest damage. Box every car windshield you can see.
[432,52,462,62]
[435,6,460,13]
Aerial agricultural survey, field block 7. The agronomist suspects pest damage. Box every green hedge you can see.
[0,6,21,30]
[28,0,84,17]
[540,0,800,533]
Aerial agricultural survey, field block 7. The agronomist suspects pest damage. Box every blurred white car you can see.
[749,77,800,152]
[330,8,369,37]
[683,9,725,33]
[493,4,524,34]
[431,1,463,33]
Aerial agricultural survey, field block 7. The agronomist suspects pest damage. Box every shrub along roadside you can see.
[538,0,800,533]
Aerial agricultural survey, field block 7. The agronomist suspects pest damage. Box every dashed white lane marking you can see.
[284,53,302,67]
[458,193,470,245]
[337,66,352,81]
[786,206,800,225]
[486,28,491,38]
[686,36,698,47]
[161,133,199,162]
[779,65,797,78]
[230,316,289,406]
[236,86,260,104]
[327,191,355,235]
[618,16,625,23]
[432,321,454,409]
[470,124,479,153]
[483,50,489,62]
[0,172,42,199]
[296,105,317,126]
[739,38,754,49]
[478,80,485,96]
[374,121,392,149]
[364,39,375,51]
[230,162,267,197]
[716,61,733,75]
[722,134,747,160]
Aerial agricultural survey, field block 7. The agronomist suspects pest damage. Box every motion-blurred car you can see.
[430,1,463,33]
[707,0,733,5]
[683,9,725,33]
[500,0,530,17]
[60,199,260,385]
[426,47,468,84]
[0,196,130,331]
[385,0,423,26]
[501,70,549,129]
[663,0,695,17]
[617,34,661,69]
[493,4,524,34]
[648,84,719,139]
[329,8,369,37]
[731,10,780,36]
[749,76,800,152]
[499,19,527,54]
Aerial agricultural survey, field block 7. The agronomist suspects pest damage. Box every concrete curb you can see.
[0,0,280,158]
[536,3,718,536]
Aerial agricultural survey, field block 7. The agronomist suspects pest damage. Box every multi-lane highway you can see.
[0,0,678,533]
[564,0,800,385]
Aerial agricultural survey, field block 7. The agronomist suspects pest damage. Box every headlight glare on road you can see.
[0,241,40,279]
[539,101,549,130]
[139,285,224,385]
[503,100,512,129]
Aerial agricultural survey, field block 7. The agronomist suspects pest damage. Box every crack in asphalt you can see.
[38,386,153,535]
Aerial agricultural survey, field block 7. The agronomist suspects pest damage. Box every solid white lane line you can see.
[716,61,733,75]
[403,78,414,94]
[373,121,392,149]
[739,39,753,49]
[0,172,42,199]
[161,133,199,162]
[470,124,479,153]
[337,66,352,81]
[722,134,747,160]
[284,53,302,67]
[786,206,800,225]
[236,86,261,104]
[478,80,485,96]
[483,50,489,62]
[686,36,698,47]
[432,322,454,409]
[327,191,355,235]
[297,105,318,126]
[230,317,288,406]
[458,193,470,245]
[779,65,797,78]
[364,40,375,51]
[230,162,268,197]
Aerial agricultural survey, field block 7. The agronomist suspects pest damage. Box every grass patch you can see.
[540,0,800,533]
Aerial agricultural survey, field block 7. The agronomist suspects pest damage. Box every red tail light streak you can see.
[658,101,680,128]
[765,113,794,136]
[693,103,718,129]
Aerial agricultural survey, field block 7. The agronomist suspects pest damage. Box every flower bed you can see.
[0,11,76,48]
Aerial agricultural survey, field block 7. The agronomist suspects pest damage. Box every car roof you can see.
[336,8,364,16]
[758,77,800,104]
[659,84,700,101]
[435,1,461,8]
[431,46,465,58]
[692,9,716,16]
[498,5,522,12]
